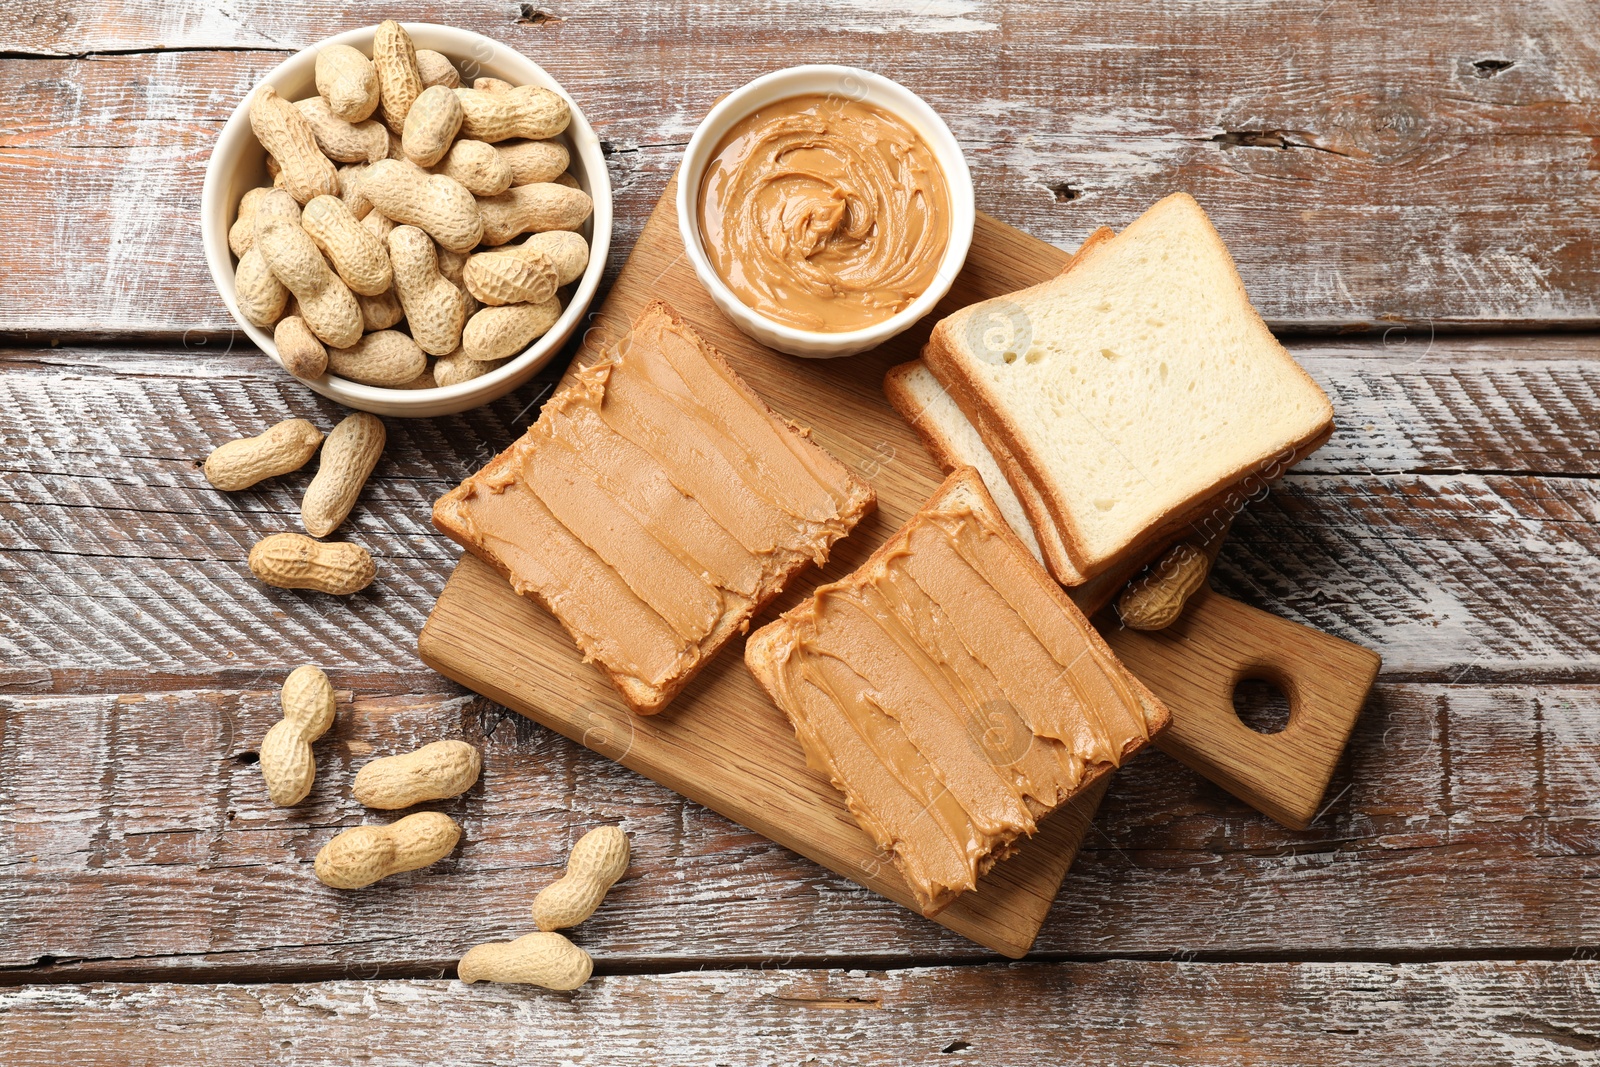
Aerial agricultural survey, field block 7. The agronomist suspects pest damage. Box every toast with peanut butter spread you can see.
[434,301,876,715]
[745,466,1168,915]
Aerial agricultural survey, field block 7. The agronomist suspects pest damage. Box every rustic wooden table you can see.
[3,2,1598,1063]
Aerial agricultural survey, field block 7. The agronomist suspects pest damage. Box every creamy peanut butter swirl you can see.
[763,497,1155,913]
[698,94,951,332]
[443,304,869,708]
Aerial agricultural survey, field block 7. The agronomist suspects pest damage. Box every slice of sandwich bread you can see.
[745,467,1169,915]
[921,193,1333,581]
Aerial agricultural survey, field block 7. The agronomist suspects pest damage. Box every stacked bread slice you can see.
[897,194,1333,586]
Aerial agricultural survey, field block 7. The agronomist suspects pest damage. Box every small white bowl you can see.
[201,23,613,418]
[677,65,974,359]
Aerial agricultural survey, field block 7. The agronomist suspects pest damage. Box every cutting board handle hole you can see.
[1231,674,1292,735]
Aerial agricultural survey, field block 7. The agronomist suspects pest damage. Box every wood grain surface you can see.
[5,677,1598,983]
[6,336,1599,689]
[5,962,1600,1066]
[427,554,1111,960]
[3,1,1598,1057]
[3,1,1600,337]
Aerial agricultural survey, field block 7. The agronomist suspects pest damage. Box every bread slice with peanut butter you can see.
[433,300,876,715]
[745,466,1168,916]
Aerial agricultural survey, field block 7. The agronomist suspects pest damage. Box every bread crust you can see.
[434,300,876,715]
[922,194,1333,581]
[744,466,1168,915]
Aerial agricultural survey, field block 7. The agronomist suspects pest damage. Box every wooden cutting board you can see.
[420,176,1377,956]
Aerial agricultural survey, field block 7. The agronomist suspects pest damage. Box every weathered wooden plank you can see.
[3,962,1599,1065]
[3,0,1599,334]
[2,680,1595,978]
[4,337,1599,685]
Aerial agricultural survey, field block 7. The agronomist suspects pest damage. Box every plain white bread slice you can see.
[921,193,1333,580]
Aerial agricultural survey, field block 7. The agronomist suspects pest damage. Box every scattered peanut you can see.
[258,664,337,806]
[1116,541,1210,630]
[454,84,571,143]
[315,44,379,122]
[249,533,376,595]
[458,932,592,990]
[204,418,324,491]
[463,298,562,361]
[415,49,462,89]
[373,20,424,134]
[301,411,385,537]
[402,84,464,168]
[327,329,427,386]
[464,244,558,306]
[229,186,272,257]
[249,85,338,204]
[532,825,629,931]
[434,139,513,196]
[256,207,364,348]
[362,158,485,253]
[496,139,569,186]
[389,225,469,356]
[273,315,330,378]
[294,95,389,163]
[472,76,515,93]
[316,811,462,889]
[476,182,592,246]
[234,245,289,327]
[352,740,482,809]
[434,349,505,387]
[301,194,393,296]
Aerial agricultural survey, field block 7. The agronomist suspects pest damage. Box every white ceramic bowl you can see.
[677,65,974,359]
[201,23,612,417]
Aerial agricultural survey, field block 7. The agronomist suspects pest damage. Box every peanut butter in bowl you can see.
[697,93,952,333]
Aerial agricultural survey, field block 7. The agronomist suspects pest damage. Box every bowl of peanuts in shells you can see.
[201,21,613,417]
